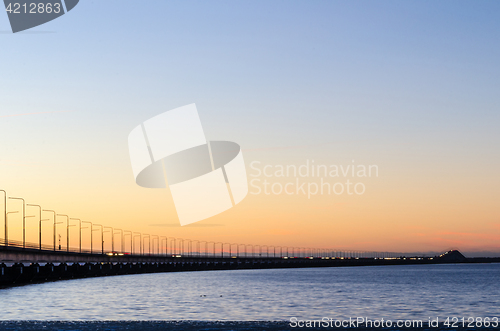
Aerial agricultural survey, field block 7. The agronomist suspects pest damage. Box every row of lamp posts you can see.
[1,190,395,258]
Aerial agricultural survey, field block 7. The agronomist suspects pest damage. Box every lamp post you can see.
[42,210,56,250]
[81,221,92,253]
[124,230,132,254]
[206,241,215,257]
[5,211,18,246]
[274,246,283,258]
[39,214,52,250]
[202,241,208,257]
[8,197,25,248]
[246,244,253,258]
[214,242,223,258]
[264,245,270,258]
[192,240,200,257]
[93,224,103,254]
[143,234,150,255]
[56,214,70,252]
[177,238,184,255]
[169,237,176,256]
[26,204,42,250]
[161,236,167,256]
[152,235,159,255]
[1,190,6,246]
[133,232,141,255]
[232,243,239,258]
[238,244,245,258]
[114,229,123,253]
[254,245,262,257]
[70,218,82,253]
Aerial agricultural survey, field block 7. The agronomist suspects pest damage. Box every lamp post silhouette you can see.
[178,238,185,256]
[56,214,70,252]
[54,220,64,250]
[70,218,82,253]
[93,224,103,254]
[183,239,188,256]
[186,239,191,256]
[26,204,42,250]
[42,210,56,251]
[39,213,52,250]
[206,241,216,257]
[275,246,281,258]
[143,234,150,255]
[5,211,18,246]
[254,245,262,257]
[8,197,25,248]
[114,229,123,253]
[160,236,167,256]
[191,240,200,257]
[214,242,224,258]
[169,237,176,255]
[232,243,240,258]
[245,244,253,258]
[81,221,92,253]
[209,241,216,257]
[133,232,141,255]
[200,241,208,257]
[238,244,245,258]
[124,230,132,254]
[261,245,269,258]
[152,235,159,255]
[104,226,113,253]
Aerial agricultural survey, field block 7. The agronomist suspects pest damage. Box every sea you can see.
[0,263,498,330]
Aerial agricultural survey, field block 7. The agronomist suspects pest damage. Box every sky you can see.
[0,0,499,256]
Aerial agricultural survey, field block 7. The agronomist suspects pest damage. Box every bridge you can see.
[1,189,498,287]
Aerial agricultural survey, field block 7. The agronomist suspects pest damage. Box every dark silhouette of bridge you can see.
[1,189,498,287]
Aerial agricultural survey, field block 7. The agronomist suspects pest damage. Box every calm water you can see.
[0,264,498,321]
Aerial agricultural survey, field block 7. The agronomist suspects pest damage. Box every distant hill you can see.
[437,250,467,262]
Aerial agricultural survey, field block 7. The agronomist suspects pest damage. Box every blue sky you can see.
[1,1,499,146]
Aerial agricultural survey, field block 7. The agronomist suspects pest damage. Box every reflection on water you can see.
[0,264,498,321]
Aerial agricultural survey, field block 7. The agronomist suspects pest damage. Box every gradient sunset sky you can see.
[1,1,499,255]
